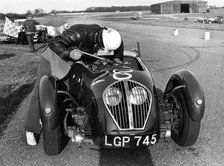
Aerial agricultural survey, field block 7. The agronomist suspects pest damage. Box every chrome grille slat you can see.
[103,80,152,130]
[118,81,128,128]
[142,102,146,127]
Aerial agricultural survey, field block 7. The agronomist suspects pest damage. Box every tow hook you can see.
[164,124,171,139]
[160,124,171,141]
[67,127,84,147]
[160,105,172,141]
[164,116,172,140]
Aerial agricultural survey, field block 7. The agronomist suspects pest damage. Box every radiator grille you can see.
[103,80,152,130]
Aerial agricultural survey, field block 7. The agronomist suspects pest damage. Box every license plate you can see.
[104,134,158,147]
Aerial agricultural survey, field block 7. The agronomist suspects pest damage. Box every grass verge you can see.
[0,83,34,138]
[0,43,42,138]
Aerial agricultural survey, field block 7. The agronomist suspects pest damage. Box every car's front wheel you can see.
[169,89,201,146]
[43,123,62,155]
[39,76,69,156]
[42,117,69,156]
[42,105,69,156]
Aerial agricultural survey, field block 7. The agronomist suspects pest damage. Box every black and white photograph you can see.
[0,0,224,165]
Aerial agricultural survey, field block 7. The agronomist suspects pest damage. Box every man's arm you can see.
[48,30,81,61]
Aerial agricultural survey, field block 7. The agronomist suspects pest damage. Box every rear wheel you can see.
[169,89,201,146]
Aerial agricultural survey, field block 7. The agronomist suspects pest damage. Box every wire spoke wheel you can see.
[168,89,201,146]
[170,95,184,136]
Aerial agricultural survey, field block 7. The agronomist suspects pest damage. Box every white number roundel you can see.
[112,69,133,81]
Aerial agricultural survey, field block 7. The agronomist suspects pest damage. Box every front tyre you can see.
[41,96,69,156]
[43,123,62,155]
[39,76,68,156]
[170,89,201,146]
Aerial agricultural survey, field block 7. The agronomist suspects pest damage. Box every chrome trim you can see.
[103,80,152,131]
[124,80,134,129]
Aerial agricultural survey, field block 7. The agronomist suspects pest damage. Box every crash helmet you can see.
[102,28,122,53]
[64,24,69,29]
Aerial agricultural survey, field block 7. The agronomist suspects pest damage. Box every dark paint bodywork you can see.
[70,55,161,145]
[39,50,204,148]
[89,64,160,140]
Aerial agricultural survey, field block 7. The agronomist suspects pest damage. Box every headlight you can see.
[104,87,122,106]
[129,86,147,105]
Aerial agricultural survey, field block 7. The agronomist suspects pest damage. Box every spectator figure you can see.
[23,15,39,52]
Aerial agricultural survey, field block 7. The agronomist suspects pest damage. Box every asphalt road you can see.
[1,16,224,166]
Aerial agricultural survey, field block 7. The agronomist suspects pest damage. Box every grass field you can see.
[0,9,223,137]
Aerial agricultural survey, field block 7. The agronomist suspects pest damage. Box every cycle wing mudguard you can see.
[163,69,205,121]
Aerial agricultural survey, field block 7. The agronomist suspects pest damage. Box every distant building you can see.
[151,0,207,14]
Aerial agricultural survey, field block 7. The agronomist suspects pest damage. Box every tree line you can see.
[85,6,151,12]
[0,8,47,20]
[0,5,152,20]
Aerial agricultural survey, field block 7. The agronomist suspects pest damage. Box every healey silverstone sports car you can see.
[39,45,205,156]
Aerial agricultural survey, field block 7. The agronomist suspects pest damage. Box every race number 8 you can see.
[113,69,133,81]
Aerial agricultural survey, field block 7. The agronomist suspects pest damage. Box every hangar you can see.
[151,0,207,14]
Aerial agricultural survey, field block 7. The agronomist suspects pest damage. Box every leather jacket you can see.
[48,24,124,62]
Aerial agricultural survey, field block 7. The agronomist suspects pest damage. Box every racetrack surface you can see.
[1,15,224,166]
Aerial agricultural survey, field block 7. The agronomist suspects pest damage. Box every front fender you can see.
[164,69,205,121]
[39,75,59,130]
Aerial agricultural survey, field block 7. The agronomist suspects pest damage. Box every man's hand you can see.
[70,49,83,60]
[113,58,123,64]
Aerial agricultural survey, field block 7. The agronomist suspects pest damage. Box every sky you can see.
[1,0,224,14]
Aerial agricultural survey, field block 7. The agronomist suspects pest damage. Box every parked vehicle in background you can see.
[35,24,48,43]
[0,32,15,43]
[0,19,48,44]
[14,19,27,44]
[130,15,139,20]
[195,17,208,24]
[14,19,48,43]
[195,16,223,24]
[207,16,223,24]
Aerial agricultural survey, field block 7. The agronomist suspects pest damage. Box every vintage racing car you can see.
[39,45,205,155]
